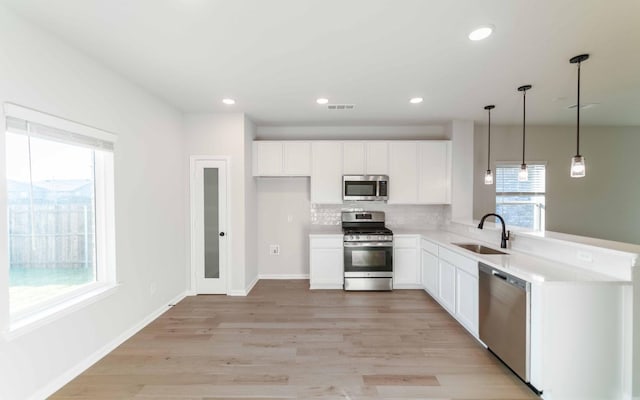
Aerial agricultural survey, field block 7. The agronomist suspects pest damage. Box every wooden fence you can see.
[7,202,95,269]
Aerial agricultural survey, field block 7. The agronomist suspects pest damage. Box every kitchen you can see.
[0,1,639,400]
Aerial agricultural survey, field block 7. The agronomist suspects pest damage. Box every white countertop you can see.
[309,226,629,283]
[412,230,626,284]
[309,225,342,235]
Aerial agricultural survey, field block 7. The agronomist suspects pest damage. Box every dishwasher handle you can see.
[479,263,530,291]
[492,270,508,280]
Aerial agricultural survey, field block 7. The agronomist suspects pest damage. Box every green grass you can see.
[9,267,95,287]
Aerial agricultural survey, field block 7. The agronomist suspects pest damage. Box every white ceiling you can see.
[2,0,640,127]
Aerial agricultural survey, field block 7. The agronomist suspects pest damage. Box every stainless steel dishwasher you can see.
[479,262,531,383]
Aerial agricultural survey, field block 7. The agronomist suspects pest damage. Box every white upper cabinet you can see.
[342,142,366,175]
[253,139,449,205]
[311,141,343,204]
[388,140,451,204]
[283,142,311,175]
[418,141,452,204]
[388,141,419,203]
[343,141,389,175]
[365,141,389,175]
[253,141,283,176]
[253,141,311,176]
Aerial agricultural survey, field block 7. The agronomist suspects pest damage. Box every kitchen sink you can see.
[453,243,507,255]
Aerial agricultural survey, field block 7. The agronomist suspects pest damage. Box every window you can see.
[495,164,545,231]
[4,103,116,323]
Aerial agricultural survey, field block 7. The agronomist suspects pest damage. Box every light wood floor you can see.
[52,280,539,399]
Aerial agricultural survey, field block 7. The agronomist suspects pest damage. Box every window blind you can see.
[4,103,116,152]
[496,164,545,195]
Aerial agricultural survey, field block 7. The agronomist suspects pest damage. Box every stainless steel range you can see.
[342,211,393,291]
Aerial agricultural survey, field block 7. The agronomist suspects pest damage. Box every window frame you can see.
[494,161,547,231]
[2,103,117,336]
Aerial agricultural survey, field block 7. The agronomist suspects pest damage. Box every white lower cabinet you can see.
[439,246,479,337]
[419,239,479,338]
[420,240,439,297]
[393,235,421,289]
[438,259,456,313]
[309,235,343,289]
[455,268,478,336]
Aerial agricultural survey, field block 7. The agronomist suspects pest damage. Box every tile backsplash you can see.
[311,203,448,229]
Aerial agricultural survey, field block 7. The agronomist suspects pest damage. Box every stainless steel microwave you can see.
[343,175,389,201]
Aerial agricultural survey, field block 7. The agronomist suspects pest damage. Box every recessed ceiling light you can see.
[222,98,235,105]
[468,25,494,41]
[316,98,329,105]
[409,97,424,104]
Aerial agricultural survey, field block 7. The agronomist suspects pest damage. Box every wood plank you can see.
[50,280,538,400]
[363,374,440,386]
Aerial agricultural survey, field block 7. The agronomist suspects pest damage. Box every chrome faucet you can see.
[478,213,510,249]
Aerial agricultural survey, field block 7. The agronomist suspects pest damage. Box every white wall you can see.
[183,113,257,294]
[243,116,258,288]
[257,178,311,278]
[256,125,446,140]
[450,120,474,221]
[0,6,186,400]
[473,124,640,244]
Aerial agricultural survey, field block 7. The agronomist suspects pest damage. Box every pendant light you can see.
[517,85,532,182]
[484,105,495,185]
[570,54,589,178]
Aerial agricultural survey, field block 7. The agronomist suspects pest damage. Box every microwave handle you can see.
[378,180,388,197]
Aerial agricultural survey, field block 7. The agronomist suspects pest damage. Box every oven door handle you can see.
[344,242,393,248]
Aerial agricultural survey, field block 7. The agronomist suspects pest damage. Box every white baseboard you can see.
[227,274,259,296]
[245,274,259,294]
[310,283,343,290]
[392,284,424,290]
[29,291,188,400]
[259,274,310,280]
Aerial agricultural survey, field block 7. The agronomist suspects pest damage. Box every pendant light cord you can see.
[522,90,526,165]
[487,108,491,171]
[576,60,581,156]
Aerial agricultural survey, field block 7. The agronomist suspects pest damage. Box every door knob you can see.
[219,232,225,237]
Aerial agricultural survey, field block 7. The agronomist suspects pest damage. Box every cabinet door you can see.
[388,141,419,204]
[421,249,439,297]
[343,142,366,175]
[311,142,343,204]
[438,259,456,313]
[418,141,452,204]
[283,142,311,175]
[455,268,478,337]
[365,142,389,175]
[393,247,420,287]
[254,141,283,176]
[309,247,344,289]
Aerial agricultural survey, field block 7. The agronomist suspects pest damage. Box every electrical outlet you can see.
[269,244,280,256]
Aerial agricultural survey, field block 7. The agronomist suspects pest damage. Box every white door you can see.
[191,157,228,294]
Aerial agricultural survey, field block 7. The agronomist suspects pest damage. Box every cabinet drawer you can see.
[394,235,419,248]
[310,236,343,249]
[420,238,438,256]
[439,247,477,277]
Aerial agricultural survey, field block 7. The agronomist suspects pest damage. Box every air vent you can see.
[567,102,599,109]
[327,104,356,110]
